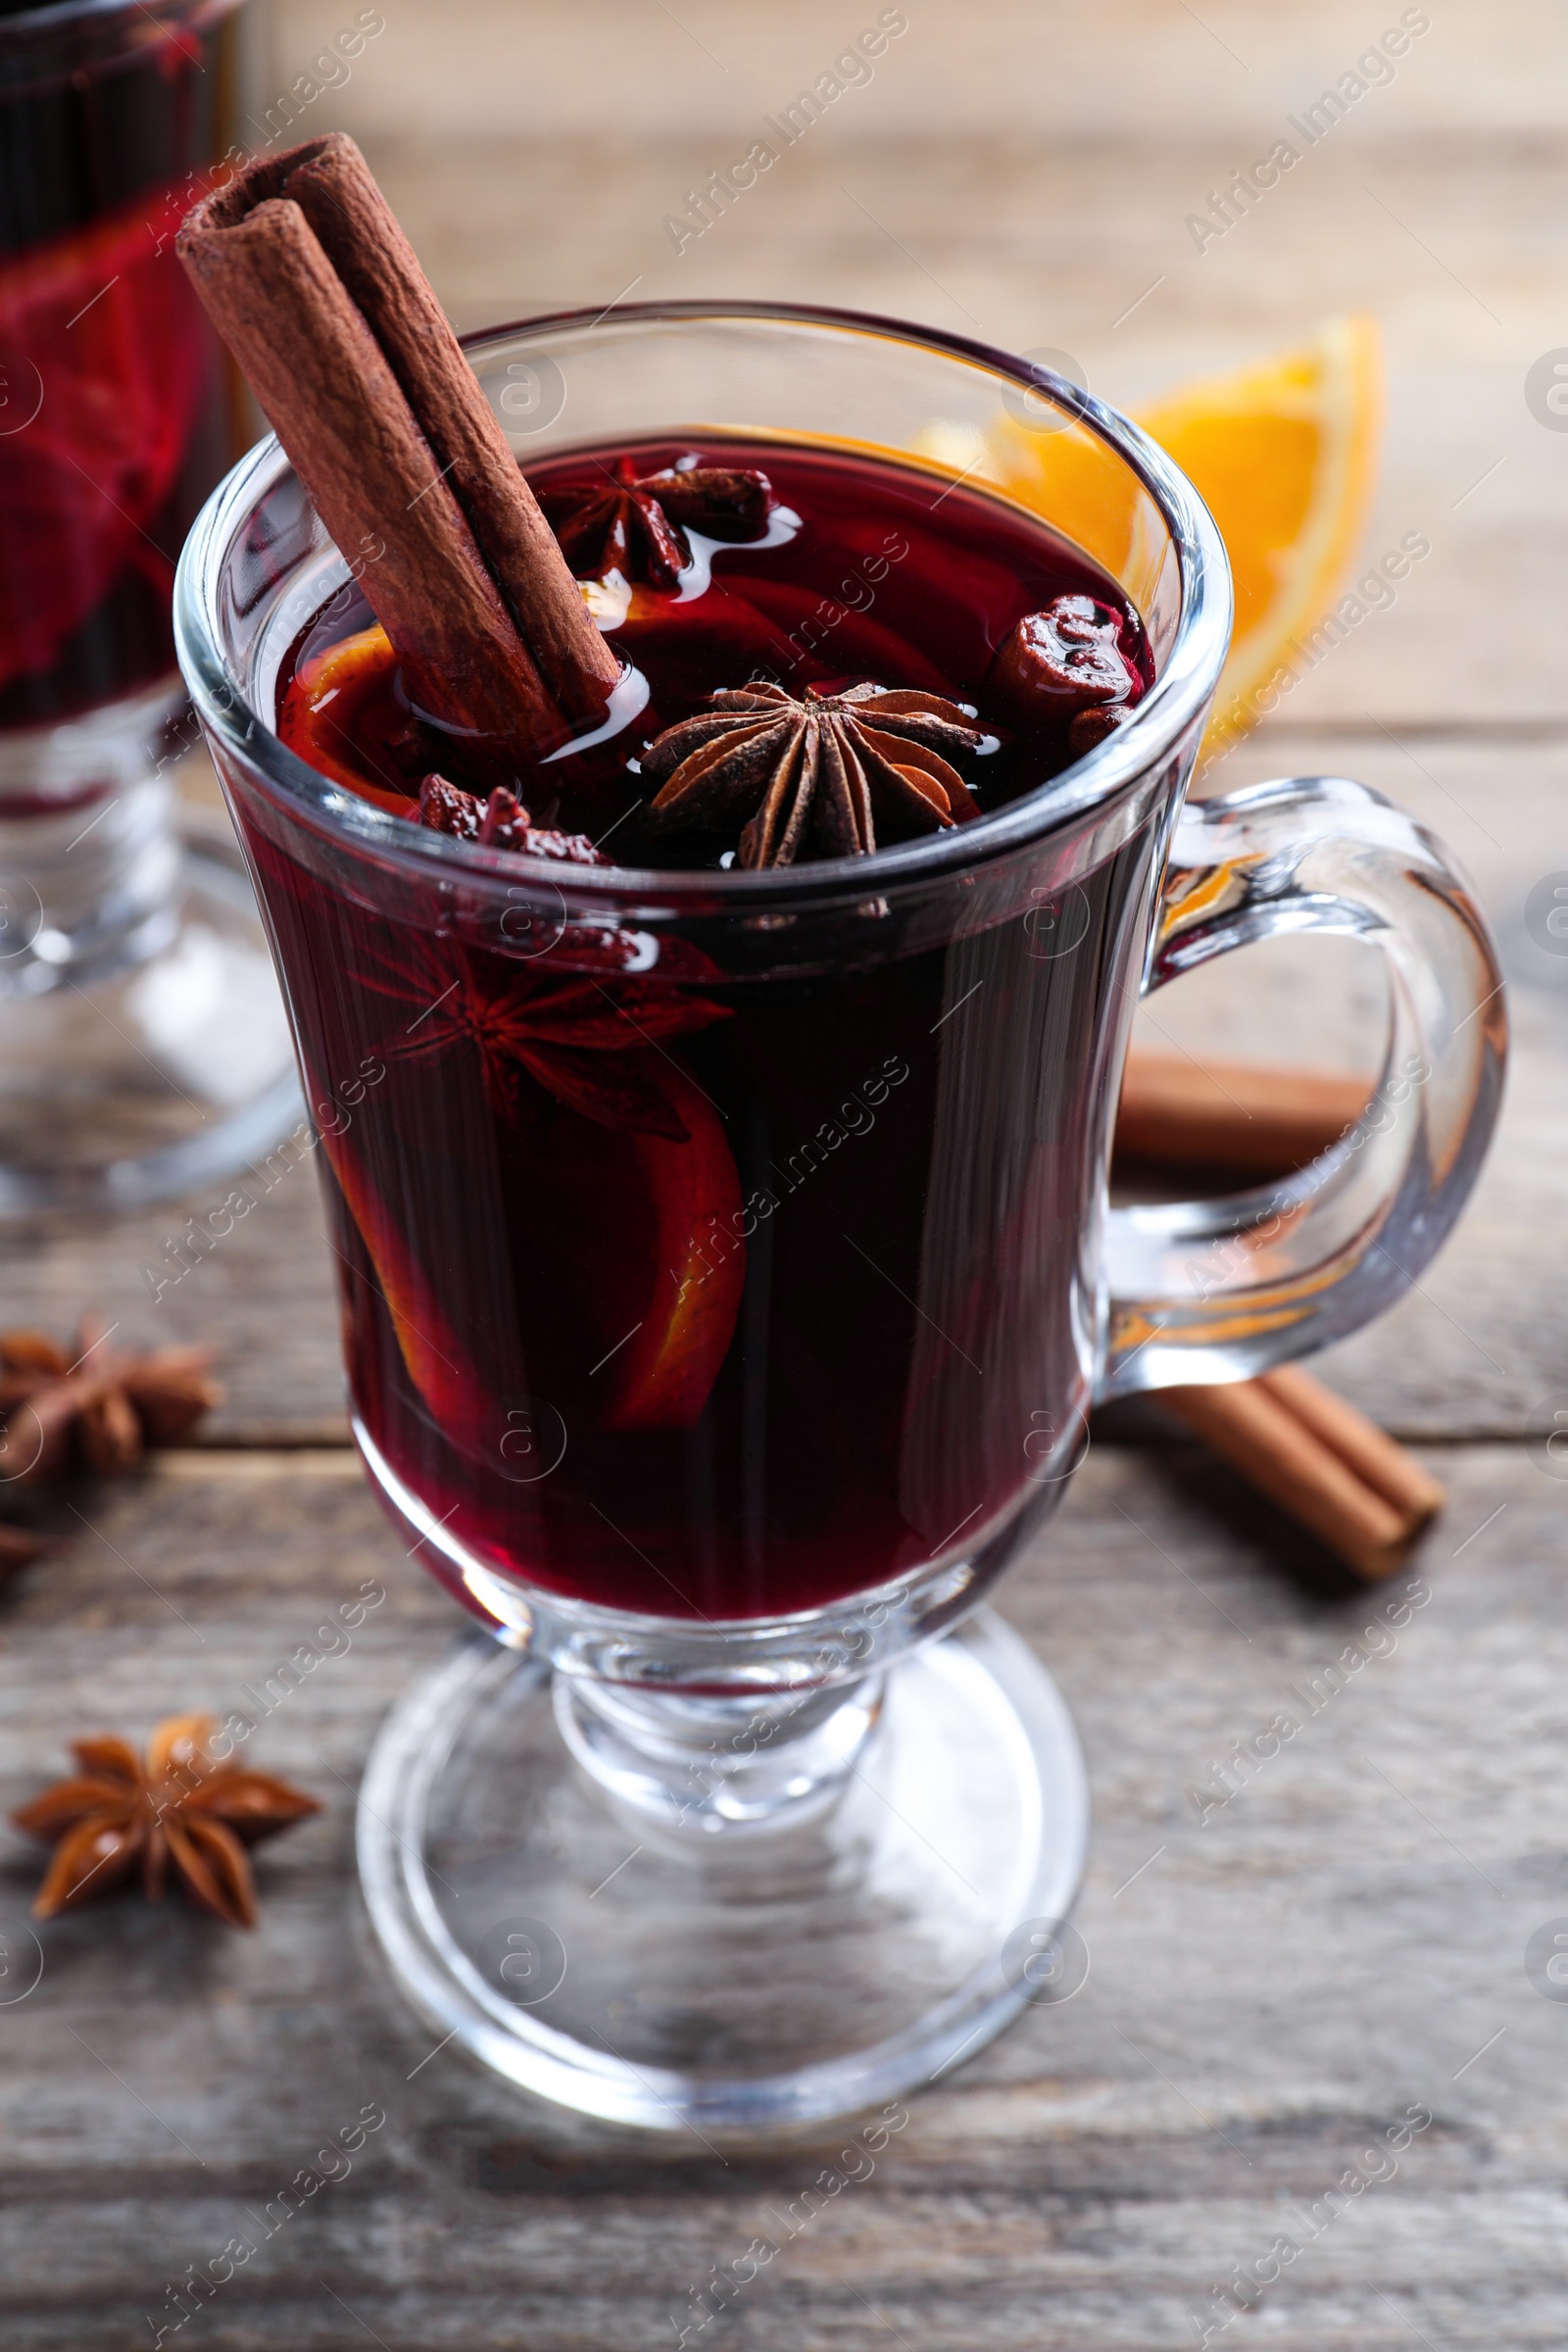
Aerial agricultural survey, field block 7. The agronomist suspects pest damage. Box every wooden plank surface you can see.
[3,2,1564,2343]
[1,1445,1562,2349]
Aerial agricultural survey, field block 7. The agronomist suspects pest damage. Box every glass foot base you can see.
[357,1609,1090,2133]
[0,822,301,1216]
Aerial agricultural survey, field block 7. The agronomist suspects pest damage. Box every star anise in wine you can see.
[540,457,773,586]
[13,1713,320,1929]
[0,1322,221,1486]
[642,681,986,867]
[353,923,730,1142]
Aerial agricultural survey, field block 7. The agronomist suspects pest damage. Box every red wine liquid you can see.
[281,438,1151,858]
[254,438,1160,1622]
[0,2,244,730]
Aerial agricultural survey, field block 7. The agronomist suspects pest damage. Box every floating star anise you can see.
[642,681,986,867]
[541,456,773,586]
[353,923,730,1142]
[13,1713,320,1928]
[0,1322,221,1486]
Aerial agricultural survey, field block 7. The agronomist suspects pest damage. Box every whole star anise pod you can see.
[541,456,773,586]
[642,681,986,867]
[0,1321,221,1485]
[13,1713,320,1928]
[352,921,731,1142]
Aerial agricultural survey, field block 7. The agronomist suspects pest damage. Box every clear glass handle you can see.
[1100,774,1506,1399]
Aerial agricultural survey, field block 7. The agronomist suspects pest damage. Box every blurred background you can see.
[262,0,1552,726]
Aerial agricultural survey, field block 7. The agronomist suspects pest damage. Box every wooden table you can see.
[4,4,1565,2342]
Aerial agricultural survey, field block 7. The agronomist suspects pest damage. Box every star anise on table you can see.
[642,681,987,867]
[540,456,773,586]
[13,1713,320,1929]
[0,1322,222,1485]
[354,923,730,1142]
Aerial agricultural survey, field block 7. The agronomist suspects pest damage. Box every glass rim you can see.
[174,298,1233,911]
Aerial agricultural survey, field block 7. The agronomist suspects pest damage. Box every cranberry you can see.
[417,773,484,836]
[476,784,530,847]
[986,594,1142,728]
[1067,703,1138,757]
[417,774,606,864]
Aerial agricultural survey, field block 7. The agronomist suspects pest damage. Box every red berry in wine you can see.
[987,594,1143,728]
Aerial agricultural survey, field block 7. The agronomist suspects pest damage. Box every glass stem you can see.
[0,678,185,992]
[553,1671,884,1836]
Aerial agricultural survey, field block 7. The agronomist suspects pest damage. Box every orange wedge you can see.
[601,1067,747,1431]
[1135,315,1383,754]
[538,1060,746,1432]
[309,1082,497,1436]
[951,317,1382,760]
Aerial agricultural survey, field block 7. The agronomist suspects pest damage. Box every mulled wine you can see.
[0,0,245,732]
[249,435,1159,1621]
[179,209,1508,2129]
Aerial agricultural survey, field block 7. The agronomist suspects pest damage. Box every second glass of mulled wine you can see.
[0,0,299,1215]
[177,305,1504,2131]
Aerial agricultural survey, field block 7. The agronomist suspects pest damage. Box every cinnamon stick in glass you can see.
[177,138,617,749]
[270,135,617,724]
[1162,1367,1444,1581]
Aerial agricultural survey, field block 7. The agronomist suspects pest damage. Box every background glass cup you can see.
[0,0,297,1215]
[176,305,1505,2130]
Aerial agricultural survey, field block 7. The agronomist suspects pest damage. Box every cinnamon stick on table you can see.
[177,135,618,751]
[1112,1053,1444,1580]
[1115,1051,1372,1181]
[1161,1368,1444,1582]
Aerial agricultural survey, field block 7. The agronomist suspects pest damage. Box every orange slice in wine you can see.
[278,622,414,813]
[318,1053,745,1437]
[283,634,747,1432]
[609,1066,747,1429]
[310,1097,497,1436]
[538,1060,747,1431]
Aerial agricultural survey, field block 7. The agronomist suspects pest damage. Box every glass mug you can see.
[0,0,298,1216]
[175,306,1504,2131]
